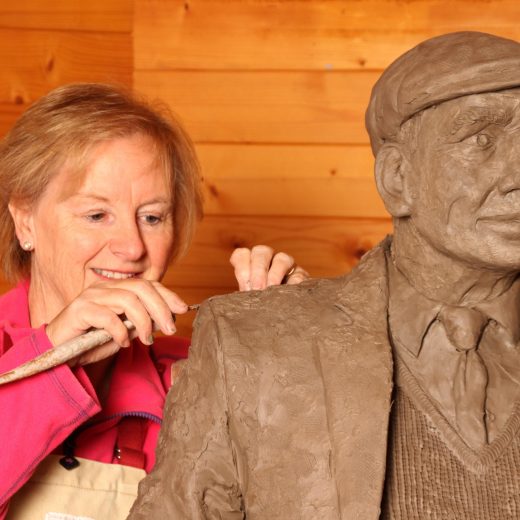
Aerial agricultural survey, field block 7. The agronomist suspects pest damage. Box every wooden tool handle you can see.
[0,304,201,386]
[0,320,135,385]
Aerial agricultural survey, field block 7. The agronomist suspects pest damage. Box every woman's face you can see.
[18,133,175,318]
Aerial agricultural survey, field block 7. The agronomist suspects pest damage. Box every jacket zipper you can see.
[59,411,161,470]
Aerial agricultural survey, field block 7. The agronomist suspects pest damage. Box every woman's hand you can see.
[45,279,187,367]
[230,245,310,291]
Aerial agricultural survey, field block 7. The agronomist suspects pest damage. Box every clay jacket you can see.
[0,280,189,520]
[129,240,394,520]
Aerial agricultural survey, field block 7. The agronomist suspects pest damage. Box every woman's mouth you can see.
[92,268,138,280]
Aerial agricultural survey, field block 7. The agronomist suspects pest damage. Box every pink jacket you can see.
[0,281,189,519]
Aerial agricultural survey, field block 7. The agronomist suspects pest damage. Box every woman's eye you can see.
[86,212,106,222]
[141,214,162,225]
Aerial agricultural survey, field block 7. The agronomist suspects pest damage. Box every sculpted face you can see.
[405,88,520,271]
[14,133,174,320]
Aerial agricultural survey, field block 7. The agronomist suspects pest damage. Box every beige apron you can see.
[6,455,145,520]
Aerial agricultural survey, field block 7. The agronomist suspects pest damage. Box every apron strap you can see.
[116,416,147,470]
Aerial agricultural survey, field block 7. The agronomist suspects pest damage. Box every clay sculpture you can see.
[128,32,520,519]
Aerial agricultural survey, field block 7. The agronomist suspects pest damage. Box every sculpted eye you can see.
[476,133,492,147]
[461,131,494,149]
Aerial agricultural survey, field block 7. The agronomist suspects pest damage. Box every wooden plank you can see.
[164,215,393,289]
[135,0,520,71]
[201,176,387,218]
[135,70,378,144]
[198,142,378,217]
[0,29,132,107]
[197,145,381,218]
[0,0,132,32]
[197,143,374,180]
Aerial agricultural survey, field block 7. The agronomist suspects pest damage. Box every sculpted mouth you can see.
[93,268,138,280]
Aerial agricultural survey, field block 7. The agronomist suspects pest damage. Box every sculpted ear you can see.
[374,144,412,218]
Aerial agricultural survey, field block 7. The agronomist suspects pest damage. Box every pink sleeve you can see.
[0,325,101,513]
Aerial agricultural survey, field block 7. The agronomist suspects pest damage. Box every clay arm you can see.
[127,303,245,519]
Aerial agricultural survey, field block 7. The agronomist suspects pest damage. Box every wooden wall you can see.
[1,0,519,335]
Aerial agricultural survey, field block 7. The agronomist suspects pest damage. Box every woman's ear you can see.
[374,144,412,218]
[8,201,35,248]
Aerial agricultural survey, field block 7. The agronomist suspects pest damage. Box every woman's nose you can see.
[109,219,146,261]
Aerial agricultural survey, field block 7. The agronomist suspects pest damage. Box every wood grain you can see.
[197,143,374,180]
[0,0,132,32]
[200,176,387,217]
[0,29,132,108]
[135,0,520,71]
[135,70,378,144]
[197,143,382,215]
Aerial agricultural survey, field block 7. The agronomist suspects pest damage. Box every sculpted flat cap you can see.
[366,31,520,155]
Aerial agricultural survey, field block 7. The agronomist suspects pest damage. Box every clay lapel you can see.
[313,245,394,519]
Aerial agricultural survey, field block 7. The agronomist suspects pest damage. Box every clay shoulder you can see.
[198,238,390,325]
[201,276,348,322]
[187,241,390,392]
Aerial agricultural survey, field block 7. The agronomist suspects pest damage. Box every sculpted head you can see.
[366,32,520,271]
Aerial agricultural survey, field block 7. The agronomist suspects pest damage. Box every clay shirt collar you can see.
[387,255,520,357]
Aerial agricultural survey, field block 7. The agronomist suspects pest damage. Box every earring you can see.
[22,241,33,251]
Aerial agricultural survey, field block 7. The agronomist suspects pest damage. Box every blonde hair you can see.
[0,83,203,281]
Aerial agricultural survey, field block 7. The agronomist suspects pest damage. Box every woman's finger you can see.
[152,282,189,317]
[112,279,177,337]
[79,284,161,343]
[230,246,306,291]
[91,279,183,337]
[249,245,274,290]
[229,247,253,291]
[46,300,129,347]
[284,266,310,285]
[266,252,295,287]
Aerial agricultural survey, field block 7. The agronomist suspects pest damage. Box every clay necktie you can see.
[438,305,490,449]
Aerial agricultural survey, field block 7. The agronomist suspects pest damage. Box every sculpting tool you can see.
[0,304,200,386]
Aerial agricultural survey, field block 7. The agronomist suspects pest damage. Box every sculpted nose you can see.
[109,219,146,261]
[497,140,520,195]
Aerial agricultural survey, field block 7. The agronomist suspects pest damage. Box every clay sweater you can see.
[381,377,520,519]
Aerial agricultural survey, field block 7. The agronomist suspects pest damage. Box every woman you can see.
[0,83,307,519]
